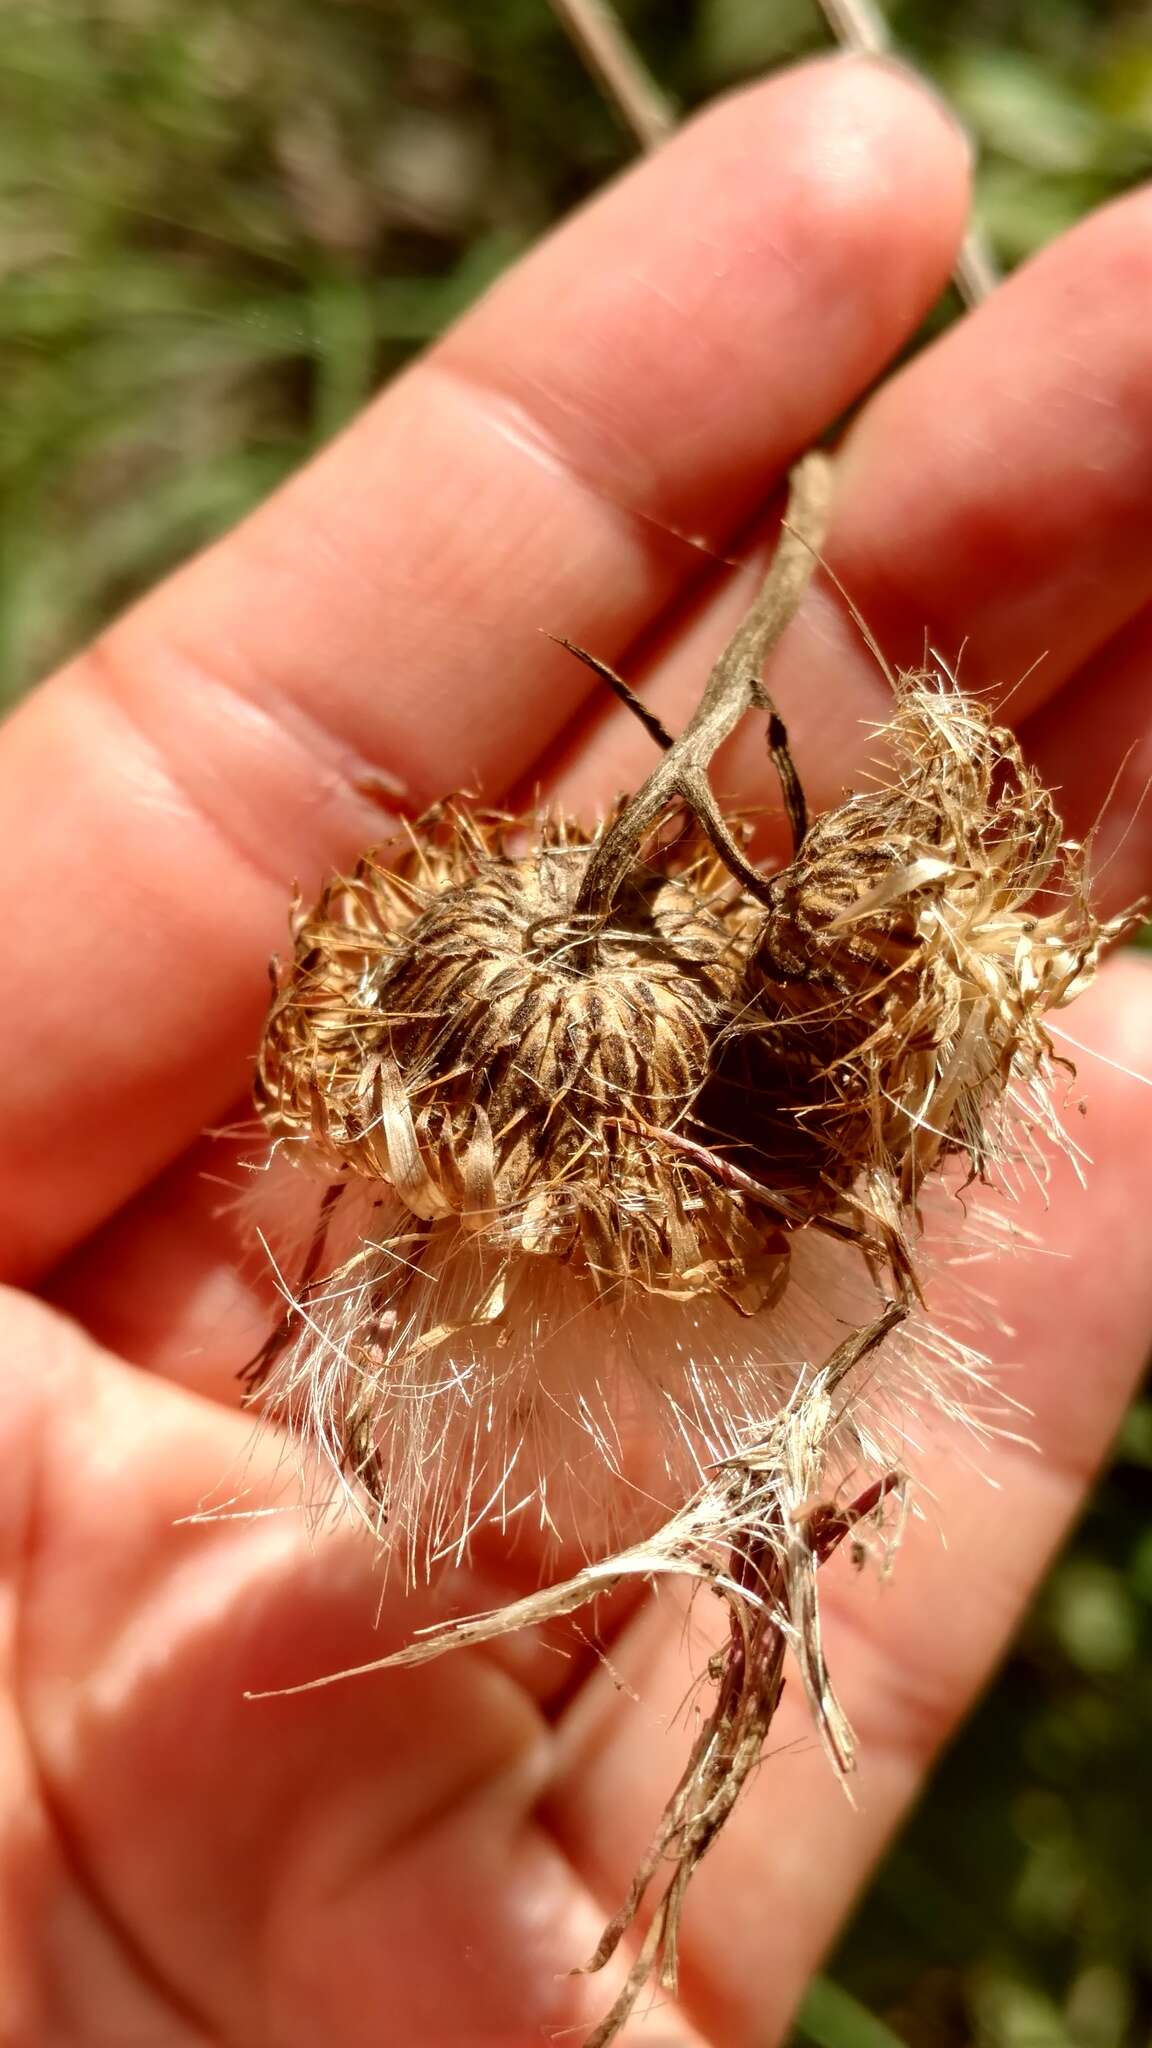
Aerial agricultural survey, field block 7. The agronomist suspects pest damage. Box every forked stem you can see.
[574,451,831,920]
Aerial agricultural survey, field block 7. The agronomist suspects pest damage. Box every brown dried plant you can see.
[243,453,1130,2043]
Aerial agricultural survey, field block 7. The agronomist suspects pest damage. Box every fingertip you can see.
[835,50,975,172]
[678,50,973,290]
[681,48,972,164]
[447,54,973,549]
[832,175,1152,701]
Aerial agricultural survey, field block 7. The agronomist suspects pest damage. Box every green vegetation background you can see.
[2,4,1149,2042]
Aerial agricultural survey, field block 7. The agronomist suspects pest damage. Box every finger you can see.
[1019,606,1152,917]
[0,57,970,1284]
[561,178,1152,831]
[544,952,1152,2046]
[2,1290,691,2045]
[48,1129,269,1401]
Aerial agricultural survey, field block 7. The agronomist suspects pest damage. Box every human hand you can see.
[2,55,1151,2046]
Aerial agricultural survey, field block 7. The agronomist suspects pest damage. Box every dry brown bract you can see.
[244,454,1130,2043]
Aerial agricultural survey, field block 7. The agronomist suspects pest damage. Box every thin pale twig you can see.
[549,0,675,149]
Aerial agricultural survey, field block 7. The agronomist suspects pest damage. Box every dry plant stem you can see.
[578,1316,907,2047]
[950,230,1000,312]
[580,1479,902,2048]
[548,0,675,149]
[575,453,830,921]
[248,1307,909,2048]
[579,1526,789,2048]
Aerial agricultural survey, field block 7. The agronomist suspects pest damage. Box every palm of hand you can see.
[2,57,1151,2048]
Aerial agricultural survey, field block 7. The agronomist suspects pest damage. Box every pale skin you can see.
[2,52,1152,2047]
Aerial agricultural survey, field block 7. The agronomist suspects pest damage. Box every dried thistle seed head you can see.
[242,452,1135,2047]
[245,454,1129,1580]
[243,672,1122,1577]
[256,804,788,1297]
[746,679,1129,1216]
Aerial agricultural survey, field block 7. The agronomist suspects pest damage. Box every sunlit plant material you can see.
[244,455,1127,2044]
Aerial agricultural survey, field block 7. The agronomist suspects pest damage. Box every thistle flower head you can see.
[747,679,1119,1223]
[256,807,779,1299]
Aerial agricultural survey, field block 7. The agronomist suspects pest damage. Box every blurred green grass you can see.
[2,4,1150,2042]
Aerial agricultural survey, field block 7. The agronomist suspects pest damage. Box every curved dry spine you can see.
[242,453,1133,2046]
